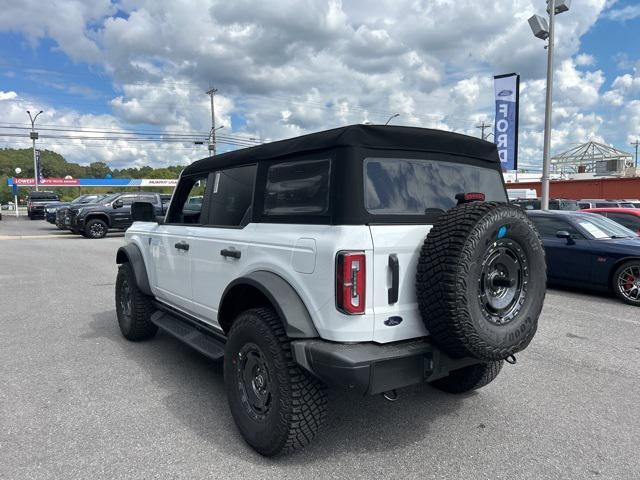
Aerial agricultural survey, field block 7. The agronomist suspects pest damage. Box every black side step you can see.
[151,310,225,361]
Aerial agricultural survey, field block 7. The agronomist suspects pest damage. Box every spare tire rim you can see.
[237,343,272,419]
[478,238,528,325]
[617,264,640,302]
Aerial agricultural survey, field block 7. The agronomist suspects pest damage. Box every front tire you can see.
[224,308,327,456]
[613,261,640,306]
[84,218,109,239]
[430,361,503,394]
[115,262,158,340]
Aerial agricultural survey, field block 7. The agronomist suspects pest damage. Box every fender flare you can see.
[219,271,319,338]
[116,243,152,296]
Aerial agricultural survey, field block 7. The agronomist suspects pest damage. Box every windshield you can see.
[576,214,637,239]
[364,158,507,215]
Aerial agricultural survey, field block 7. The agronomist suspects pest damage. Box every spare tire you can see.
[416,202,546,361]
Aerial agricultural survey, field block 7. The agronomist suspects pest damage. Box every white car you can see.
[114,125,547,456]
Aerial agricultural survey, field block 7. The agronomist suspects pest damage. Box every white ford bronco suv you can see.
[115,125,546,456]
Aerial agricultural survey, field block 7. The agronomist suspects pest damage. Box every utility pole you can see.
[27,110,43,191]
[632,139,639,169]
[206,88,218,156]
[476,121,491,140]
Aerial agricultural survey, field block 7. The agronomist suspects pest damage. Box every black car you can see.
[45,194,106,227]
[27,191,60,219]
[514,198,580,211]
[68,192,171,238]
[527,210,640,306]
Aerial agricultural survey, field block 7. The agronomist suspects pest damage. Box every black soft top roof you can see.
[183,124,499,176]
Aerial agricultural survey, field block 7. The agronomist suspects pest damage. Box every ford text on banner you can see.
[493,73,520,171]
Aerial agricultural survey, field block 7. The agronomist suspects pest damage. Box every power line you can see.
[475,121,492,140]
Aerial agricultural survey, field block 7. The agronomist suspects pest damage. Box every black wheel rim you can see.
[237,343,272,420]
[617,265,640,302]
[478,238,529,325]
[89,222,106,237]
[119,278,133,325]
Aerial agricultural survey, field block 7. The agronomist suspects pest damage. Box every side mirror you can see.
[556,230,575,245]
[155,215,165,225]
[131,201,156,222]
[113,199,123,209]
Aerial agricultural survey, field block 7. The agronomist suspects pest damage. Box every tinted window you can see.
[365,158,506,214]
[595,202,617,208]
[118,194,137,206]
[530,216,583,238]
[166,175,207,224]
[578,202,590,209]
[558,200,579,211]
[263,159,330,215]
[605,213,640,232]
[137,193,159,204]
[210,164,256,226]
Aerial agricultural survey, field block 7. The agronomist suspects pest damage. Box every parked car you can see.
[578,199,631,209]
[27,191,59,219]
[581,208,640,235]
[68,192,171,238]
[527,210,640,306]
[513,198,580,211]
[45,194,106,227]
[114,125,547,455]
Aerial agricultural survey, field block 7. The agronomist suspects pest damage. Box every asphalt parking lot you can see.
[1,217,639,480]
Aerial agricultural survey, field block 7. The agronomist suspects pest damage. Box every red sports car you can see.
[581,208,640,235]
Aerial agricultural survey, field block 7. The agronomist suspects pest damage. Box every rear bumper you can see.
[292,338,481,395]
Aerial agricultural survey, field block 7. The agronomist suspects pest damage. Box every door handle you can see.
[220,248,241,259]
[388,254,399,304]
[174,241,190,251]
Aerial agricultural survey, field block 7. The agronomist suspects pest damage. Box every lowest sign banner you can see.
[493,73,520,171]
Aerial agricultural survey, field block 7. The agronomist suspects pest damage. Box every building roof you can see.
[183,124,499,176]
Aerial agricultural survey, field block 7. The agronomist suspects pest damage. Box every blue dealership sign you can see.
[493,73,520,171]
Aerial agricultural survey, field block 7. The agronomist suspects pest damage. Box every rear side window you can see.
[263,159,330,215]
[596,202,617,208]
[365,158,506,214]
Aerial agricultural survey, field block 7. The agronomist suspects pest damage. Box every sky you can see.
[0,0,639,171]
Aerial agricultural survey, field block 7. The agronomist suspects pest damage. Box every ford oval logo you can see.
[498,89,513,97]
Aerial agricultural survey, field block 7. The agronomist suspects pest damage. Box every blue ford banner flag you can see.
[493,73,520,171]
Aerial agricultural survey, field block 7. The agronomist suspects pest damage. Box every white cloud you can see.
[0,0,622,171]
[604,4,640,21]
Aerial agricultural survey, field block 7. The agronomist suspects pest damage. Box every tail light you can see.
[336,251,366,314]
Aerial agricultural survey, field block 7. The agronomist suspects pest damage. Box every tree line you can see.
[0,148,184,203]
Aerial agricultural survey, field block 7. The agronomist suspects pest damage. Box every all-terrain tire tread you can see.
[416,202,545,360]
[227,308,327,456]
[115,263,158,341]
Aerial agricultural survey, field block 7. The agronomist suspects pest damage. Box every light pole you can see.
[14,167,21,218]
[528,0,570,210]
[384,113,400,125]
[27,110,43,191]
[209,125,224,156]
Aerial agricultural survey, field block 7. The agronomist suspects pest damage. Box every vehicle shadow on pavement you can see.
[87,310,467,465]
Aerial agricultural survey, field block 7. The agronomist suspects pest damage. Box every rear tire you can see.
[84,218,108,239]
[224,308,327,456]
[612,261,640,306]
[115,262,158,341]
[430,361,503,394]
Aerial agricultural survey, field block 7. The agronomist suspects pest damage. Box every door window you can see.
[118,194,137,206]
[165,175,208,224]
[530,216,583,238]
[209,164,256,227]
